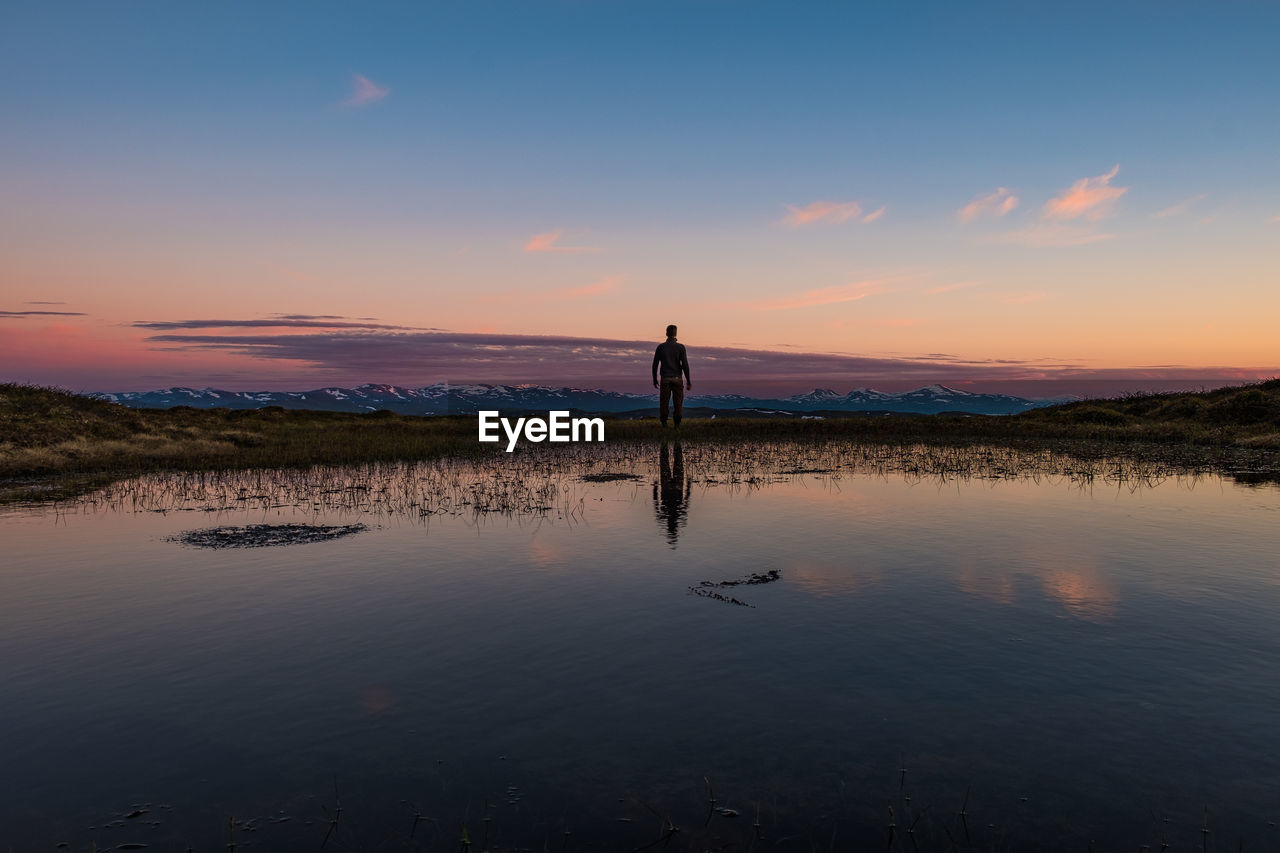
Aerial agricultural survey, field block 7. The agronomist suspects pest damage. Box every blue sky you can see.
[2,1,1278,393]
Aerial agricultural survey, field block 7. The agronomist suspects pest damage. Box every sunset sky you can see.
[2,1,1278,397]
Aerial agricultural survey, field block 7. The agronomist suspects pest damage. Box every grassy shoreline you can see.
[3,382,1280,487]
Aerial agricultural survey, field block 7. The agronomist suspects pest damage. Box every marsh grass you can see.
[5,383,1280,493]
[19,440,1226,521]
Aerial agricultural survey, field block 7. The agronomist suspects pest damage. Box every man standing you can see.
[652,324,691,427]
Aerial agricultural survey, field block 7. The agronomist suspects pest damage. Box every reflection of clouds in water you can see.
[953,553,1117,622]
[1041,562,1117,621]
[954,560,1017,607]
[528,536,565,570]
[360,684,397,715]
[784,559,883,597]
[785,546,1115,619]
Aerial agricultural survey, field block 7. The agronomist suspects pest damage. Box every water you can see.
[2,443,1279,851]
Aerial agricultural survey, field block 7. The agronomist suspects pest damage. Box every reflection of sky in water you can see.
[2,446,1279,851]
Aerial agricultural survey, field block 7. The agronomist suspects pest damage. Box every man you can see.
[652,324,691,427]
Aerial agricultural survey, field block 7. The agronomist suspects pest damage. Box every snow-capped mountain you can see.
[87,383,1069,416]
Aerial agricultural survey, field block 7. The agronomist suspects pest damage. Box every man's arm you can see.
[680,345,691,388]
[652,348,661,387]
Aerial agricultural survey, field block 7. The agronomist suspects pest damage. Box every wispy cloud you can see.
[747,279,889,311]
[24,300,67,305]
[523,230,604,254]
[135,326,1273,397]
[139,328,1069,393]
[957,187,1019,222]
[1270,213,1280,223]
[924,281,979,295]
[861,206,887,223]
[1152,194,1206,218]
[1043,165,1128,221]
[1,310,87,317]
[558,274,621,298]
[780,200,863,226]
[343,74,389,107]
[986,223,1116,248]
[132,317,416,331]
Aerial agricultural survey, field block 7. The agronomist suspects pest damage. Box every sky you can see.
[2,0,1278,397]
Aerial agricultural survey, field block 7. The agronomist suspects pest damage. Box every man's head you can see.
[665,324,677,338]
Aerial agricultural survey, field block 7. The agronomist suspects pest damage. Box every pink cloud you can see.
[559,275,622,298]
[125,325,1280,398]
[861,206,887,223]
[343,74,389,107]
[957,187,1019,222]
[1152,194,1205,218]
[986,224,1116,248]
[747,279,889,310]
[780,200,863,226]
[523,230,604,254]
[1043,165,1128,221]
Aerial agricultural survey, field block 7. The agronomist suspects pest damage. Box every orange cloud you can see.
[957,187,1019,222]
[780,200,863,226]
[1043,165,1128,221]
[343,73,389,107]
[747,278,889,310]
[861,206,887,223]
[523,230,604,254]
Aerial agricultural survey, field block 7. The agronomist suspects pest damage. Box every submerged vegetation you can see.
[169,522,368,549]
[14,441,1234,521]
[3,381,1280,490]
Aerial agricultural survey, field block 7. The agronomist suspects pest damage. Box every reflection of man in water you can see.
[652,324,691,428]
[654,441,690,546]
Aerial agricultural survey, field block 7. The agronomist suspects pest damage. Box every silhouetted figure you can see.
[652,324,691,427]
[654,441,691,546]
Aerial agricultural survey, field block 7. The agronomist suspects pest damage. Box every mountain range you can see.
[88,383,1073,416]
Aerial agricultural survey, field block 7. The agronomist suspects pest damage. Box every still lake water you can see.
[3,443,1280,851]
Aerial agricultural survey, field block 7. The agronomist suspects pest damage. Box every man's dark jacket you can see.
[652,339,690,383]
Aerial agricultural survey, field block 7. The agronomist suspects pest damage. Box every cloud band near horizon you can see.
[137,327,1276,397]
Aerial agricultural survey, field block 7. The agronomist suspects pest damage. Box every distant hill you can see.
[87,382,1071,416]
[6,380,1280,483]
